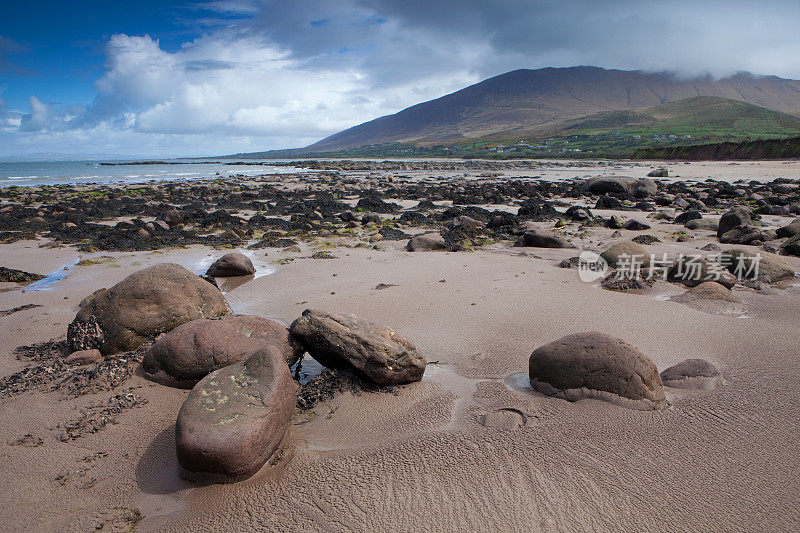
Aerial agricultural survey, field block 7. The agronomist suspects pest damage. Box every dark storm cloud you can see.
[238,0,800,80]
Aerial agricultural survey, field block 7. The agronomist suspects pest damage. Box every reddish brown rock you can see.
[68,263,230,355]
[290,309,426,385]
[64,349,103,365]
[206,252,255,277]
[175,347,297,483]
[529,332,667,410]
[142,315,304,388]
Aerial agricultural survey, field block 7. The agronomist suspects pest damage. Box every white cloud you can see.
[3,0,800,157]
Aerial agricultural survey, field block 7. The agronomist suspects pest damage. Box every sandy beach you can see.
[1,159,799,532]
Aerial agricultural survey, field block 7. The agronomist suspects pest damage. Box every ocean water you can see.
[0,159,307,187]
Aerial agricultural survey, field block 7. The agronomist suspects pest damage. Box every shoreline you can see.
[0,161,799,531]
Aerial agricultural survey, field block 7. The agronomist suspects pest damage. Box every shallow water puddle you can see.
[25,260,78,291]
[423,364,486,430]
[503,372,534,393]
[291,355,325,385]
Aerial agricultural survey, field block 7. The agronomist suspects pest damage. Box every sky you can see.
[2,0,800,159]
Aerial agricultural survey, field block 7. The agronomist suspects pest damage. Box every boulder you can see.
[685,218,719,231]
[564,206,593,221]
[175,347,296,483]
[339,210,360,222]
[595,195,624,210]
[528,332,667,410]
[448,215,484,229]
[670,281,745,316]
[719,225,769,245]
[623,219,651,231]
[606,215,625,229]
[0,267,44,283]
[776,218,800,239]
[633,179,658,198]
[361,213,381,225]
[514,227,568,248]
[781,235,800,257]
[719,248,794,283]
[672,198,690,210]
[585,175,654,196]
[290,309,426,385]
[647,167,668,178]
[406,232,445,251]
[206,252,255,277]
[600,241,651,268]
[356,195,400,213]
[64,349,103,365]
[674,210,702,225]
[68,263,231,355]
[667,256,737,288]
[586,175,636,195]
[142,315,304,388]
[660,359,722,390]
[517,199,559,220]
[717,207,753,238]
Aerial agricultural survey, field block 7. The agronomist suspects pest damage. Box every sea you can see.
[0,159,308,187]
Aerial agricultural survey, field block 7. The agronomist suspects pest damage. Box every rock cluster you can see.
[67,263,231,355]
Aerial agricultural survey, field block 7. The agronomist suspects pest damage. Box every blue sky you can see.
[1,2,257,108]
[2,0,800,158]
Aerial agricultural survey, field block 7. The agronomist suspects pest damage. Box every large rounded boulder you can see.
[206,252,255,277]
[68,263,231,355]
[514,227,568,248]
[600,241,651,268]
[719,248,794,284]
[585,176,655,197]
[528,332,667,410]
[406,232,445,251]
[782,235,800,257]
[290,309,426,385]
[717,207,754,238]
[176,346,296,483]
[667,256,737,288]
[142,315,304,388]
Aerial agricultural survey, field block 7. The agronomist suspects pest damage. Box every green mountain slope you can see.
[560,96,800,138]
[302,67,800,152]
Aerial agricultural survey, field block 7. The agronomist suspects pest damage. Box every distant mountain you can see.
[559,96,800,137]
[302,66,800,151]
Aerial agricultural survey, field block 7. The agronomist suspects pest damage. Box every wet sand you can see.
[0,159,799,531]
